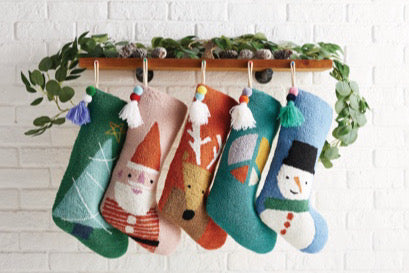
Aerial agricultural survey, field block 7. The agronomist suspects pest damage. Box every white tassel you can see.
[189,99,210,126]
[119,100,144,128]
[230,102,256,130]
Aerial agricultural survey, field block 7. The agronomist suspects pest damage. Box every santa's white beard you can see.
[114,181,155,216]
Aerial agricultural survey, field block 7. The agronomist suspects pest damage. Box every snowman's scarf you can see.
[264,197,309,213]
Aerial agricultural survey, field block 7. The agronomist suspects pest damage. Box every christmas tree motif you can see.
[53,140,116,239]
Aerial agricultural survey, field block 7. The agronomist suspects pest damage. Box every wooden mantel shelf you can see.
[79,58,333,72]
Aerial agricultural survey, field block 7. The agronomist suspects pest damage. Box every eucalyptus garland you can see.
[21,32,369,168]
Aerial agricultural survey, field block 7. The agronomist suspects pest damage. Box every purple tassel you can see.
[66,101,91,126]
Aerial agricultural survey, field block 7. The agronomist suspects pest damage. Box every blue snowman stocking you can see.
[256,89,332,253]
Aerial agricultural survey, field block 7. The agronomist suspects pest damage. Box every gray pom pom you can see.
[119,43,137,58]
[255,49,272,59]
[219,49,238,59]
[132,48,148,59]
[273,49,293,59]
[238,49,254,59]
[151,47,167,59]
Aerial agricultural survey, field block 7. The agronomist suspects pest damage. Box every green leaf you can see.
[38,57,53,71]
[339,124,352,136]
[55,67,67,82]
[356,113,367,127]
[339,128,358,146]
[253,32,267,41]
[324,146,341,160]
[25,85,37,93]
[92,33,108,43]
[70,68,86,75]
[69,59,79,70]
[59,86,75,102]
[30,70,44,86]
[349,81,359,93]
[349,93,360,110]
[335,99,345,114]
[65,75,81,81]
[21,72,30,87]
[30,97,43,106]
[33,116,51,126]
[320,156,333,168]
[336,81,351,96]
[24,128,42,136]
[52,117,66,125]
[151,37,163,48]
[45,80,61,96]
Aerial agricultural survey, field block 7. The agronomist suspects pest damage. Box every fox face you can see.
[181,161,211,220]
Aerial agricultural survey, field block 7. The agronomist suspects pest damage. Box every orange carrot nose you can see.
[294,176,302,193]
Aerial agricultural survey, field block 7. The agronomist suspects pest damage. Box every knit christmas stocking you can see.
[52,88,128,258]
[256,89,332,253]
[158,84,237,250]
[206,88,281,253]
[100,86,187,255]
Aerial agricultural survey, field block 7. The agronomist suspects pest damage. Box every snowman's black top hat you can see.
[282,140,318,174]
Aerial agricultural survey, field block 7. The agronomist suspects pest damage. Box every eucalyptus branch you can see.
[21,32,369,168]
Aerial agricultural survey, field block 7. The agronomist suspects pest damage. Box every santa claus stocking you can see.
[100,86,187,255]
[206,88,281,253]
[52,87,128,258]
[256,89,332,253]
[158,84,237,249]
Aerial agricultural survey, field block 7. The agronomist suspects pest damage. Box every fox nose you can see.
[182,210,195,220]
[137,172,145,184]
[294,176,302,193]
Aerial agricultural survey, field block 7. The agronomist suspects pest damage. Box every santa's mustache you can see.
[125,180,155,191]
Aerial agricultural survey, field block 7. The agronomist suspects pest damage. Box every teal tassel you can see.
[278,100,304,127]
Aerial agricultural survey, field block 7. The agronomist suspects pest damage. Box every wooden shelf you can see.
[79,58,333,72]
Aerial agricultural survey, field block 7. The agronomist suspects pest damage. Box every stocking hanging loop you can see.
[201,60,206,84]
[143,58,148,88]
[94,60,99,88]
[290,61,296,87]
[278,60,304,128]
[247,61,253,88]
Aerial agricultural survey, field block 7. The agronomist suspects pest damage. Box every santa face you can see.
[277,164,314,200]
[114,164,159,216]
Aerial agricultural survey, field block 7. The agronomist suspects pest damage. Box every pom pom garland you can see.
[230,87,256,131]
[66,85,96,126]
[278,87,305,128]
[188,85,211,126]
[119,85,144,128]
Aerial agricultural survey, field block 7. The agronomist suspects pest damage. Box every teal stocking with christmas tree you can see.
[52,88,128,258]
[206,89,281,253]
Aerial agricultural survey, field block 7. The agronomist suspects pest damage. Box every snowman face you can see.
[277,164,314,200]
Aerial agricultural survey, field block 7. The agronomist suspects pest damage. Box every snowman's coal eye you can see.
[305,181,308,185]
[285,176,289,179]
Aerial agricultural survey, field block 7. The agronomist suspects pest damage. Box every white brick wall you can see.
[0,0,406,272]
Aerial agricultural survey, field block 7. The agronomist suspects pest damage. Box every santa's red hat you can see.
[127,122,161,174]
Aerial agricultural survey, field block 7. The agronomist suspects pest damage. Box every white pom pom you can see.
[230,102,256,130]
[188,100,210,126]
[119,100,144,128]
[83,94,92,103]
